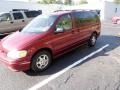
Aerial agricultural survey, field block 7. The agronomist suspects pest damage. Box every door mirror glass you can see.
[55,27,64,33]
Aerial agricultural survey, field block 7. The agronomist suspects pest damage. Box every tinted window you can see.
[0,13,12,22]
[74,11,85,17]
[24,11,41,18]
[72,11,99,28]
[73,11,91,19]
[56,14,72,31]
[83,12,94,22]
[13,12,24,20]
[87,11,99,23]
[72,12,84,28]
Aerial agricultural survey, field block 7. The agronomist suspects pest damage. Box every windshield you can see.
[21,14,57,33]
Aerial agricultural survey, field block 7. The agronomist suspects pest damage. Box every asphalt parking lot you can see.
[0,21,120,90]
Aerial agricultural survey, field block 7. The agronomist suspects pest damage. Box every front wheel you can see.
[31,50,52,72]
[88,33,97,47]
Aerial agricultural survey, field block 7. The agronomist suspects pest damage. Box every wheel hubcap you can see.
[36,54,49,69]
[91,36,96,45]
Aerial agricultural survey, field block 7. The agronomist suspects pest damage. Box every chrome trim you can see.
[20,62,30,65]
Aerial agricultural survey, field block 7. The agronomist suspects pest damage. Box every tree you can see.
[38,0,57,4]
[114,0,120,4]
[37,0,72,5]
[79,0,88,4]
[64,0,72,5]
[56,0,63,4]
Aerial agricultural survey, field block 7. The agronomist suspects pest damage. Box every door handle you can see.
[22,20,25,22]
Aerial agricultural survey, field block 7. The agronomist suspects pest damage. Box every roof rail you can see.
[54,9,100,13]
[54,10,72,12]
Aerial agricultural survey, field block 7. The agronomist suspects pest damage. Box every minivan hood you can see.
[1,32,45,51]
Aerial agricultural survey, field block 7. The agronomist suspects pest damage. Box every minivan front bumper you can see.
[0,51,30,71]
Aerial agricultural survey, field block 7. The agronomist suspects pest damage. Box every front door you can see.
[51,14,74,55]
[12,12,26,31]
[0,13,14,34]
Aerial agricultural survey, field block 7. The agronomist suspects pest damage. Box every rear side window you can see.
[90,11,100,21]
[72,11,85,28]
[72,11,91,22]
[87,11,99,23]
[72,11,99,28]
[13,12,24,20]
[24,11,41,18]
[56,14,72,31]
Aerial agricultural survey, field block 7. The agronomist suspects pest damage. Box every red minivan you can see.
[0,10,101,72]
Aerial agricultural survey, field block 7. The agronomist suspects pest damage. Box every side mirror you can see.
[55,27,64,33]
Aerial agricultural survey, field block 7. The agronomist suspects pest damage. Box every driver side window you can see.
[56,14,72,31]
[0,13,12,22]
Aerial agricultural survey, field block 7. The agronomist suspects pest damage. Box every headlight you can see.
[7,50,27,59]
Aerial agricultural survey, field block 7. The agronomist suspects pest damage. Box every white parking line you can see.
[28,44,109,90]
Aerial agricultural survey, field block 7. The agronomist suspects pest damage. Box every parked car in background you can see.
[0,10,42,36]
[112,16,120,24]
[0,10,101,72]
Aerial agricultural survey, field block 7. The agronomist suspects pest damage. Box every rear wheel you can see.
[31,50,52,72]
[88,33,97,47]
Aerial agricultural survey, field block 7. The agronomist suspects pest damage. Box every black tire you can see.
[88,33,97,47]
[31,50,52,72]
